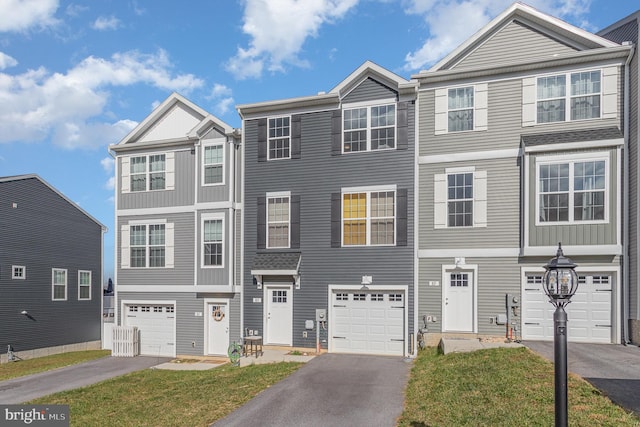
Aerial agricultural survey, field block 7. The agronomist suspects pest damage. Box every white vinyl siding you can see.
[120,152,175,193]
[434,168,487,228]
[435,84,488,135]
[121,221,174,268]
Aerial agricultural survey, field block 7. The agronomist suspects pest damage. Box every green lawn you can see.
[30,362,301,427]
[398,347,640,426]
[0,350,110,381]
[4,347,640,426]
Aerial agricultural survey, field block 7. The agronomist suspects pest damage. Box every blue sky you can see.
[0,0,637,284]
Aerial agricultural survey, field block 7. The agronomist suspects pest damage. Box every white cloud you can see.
[101,156,115,173]
[227,0,359,79]
[0,52,18,70]
[65,4,88,17]
[403,0,591,71]
[92,16,121,31]
[214,97,235,116]
[0,0,59,32]
[104,176,115,191]
[0,50,203,148]
[208,83,234,115]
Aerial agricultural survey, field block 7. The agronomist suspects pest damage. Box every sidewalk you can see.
[153,348,317,371]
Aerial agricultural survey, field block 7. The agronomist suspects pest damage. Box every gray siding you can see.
[452,20,577,70]
[0,177,102,353]
[117,291,241,356]
[119,148,195,209]
[117,212,194,286]
[419,157,521,249]
[342,78,398,104]
[244,93,415,350]
[196,209,231,286]
[527,149,619,247]
[419,78,622,157]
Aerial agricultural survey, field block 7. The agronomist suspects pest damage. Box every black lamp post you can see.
[543,243,578,427]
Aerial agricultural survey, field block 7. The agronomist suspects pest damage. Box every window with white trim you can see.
[537,70,601,123]
[130,154,166,191]
[537,156,607,224]
[434,168,487,229]
[130,224,166,267]
[267,194,290,248]
[447,172,473,227]
[203,143,224,185]
[203,217,224,267]
[78,270,91,300]
[448,87,474,132]
[52,268,67,301]
[12,266,25,280]
[268,117,290,160]
[342,188,395,246]
[343,103,396,152]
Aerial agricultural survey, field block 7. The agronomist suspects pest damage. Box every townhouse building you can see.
[599,10,640,344]
[237,62,417,356]
[109,93,242,358]
[414,3,633,345]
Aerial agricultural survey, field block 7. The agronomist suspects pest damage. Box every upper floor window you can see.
[537,156,608,224]
[447,172,473,227]
[537,71,601,123]
[343,103,396,153]
[268,117,291,160]
[52,268,67,301]
[434,167,487,229]
[448,87,474,132]
[12,265,25,280]
[342,188,395,246]
[203,143,224,185]
[131,154,166,191]
[203,216,224,267]
[78,270,91,300]
[267,193,290,248]
[130,224,166,267]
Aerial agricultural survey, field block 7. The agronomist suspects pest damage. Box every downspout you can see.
[108,148,119,329]
[412,83,420,358]
[237,109,246,343]
[623,42,635,345]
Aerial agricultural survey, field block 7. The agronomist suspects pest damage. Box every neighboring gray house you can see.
[109,93,242,358]
[0,175,106,361]
[414,3,632,345]
[237,62,417,356]
[599,10,640,346]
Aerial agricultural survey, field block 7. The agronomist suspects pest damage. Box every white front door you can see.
[207,302,229,355]
[265,285,293,345]
[444,271,474,332]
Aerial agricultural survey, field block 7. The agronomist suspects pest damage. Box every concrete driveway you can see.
[213,354,412,427]
[525,341,640,416]
[0,355,170,404]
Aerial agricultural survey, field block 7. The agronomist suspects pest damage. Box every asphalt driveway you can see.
[525,341,640,416]
[213,353,412,427]
[0,355,170,404]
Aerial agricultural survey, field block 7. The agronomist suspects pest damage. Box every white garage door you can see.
[125,304,176,356]
[330,290,405,356]
[522,274,612,343]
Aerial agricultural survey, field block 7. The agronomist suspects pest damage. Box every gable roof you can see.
[0,174,107,231]
[429,2,620,72]
[112,92,236,150]
[329,60,415,96]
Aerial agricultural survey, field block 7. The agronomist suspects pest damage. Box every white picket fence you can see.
[112,326,139,357]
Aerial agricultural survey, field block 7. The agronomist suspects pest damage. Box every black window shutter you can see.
[331,109,342,156]
[291,115,301,159]
[257,118,267,162]
[257,196,266,249]
[397,101,408,151]
[290,195,300,248]
[396,188,408,246]
[331,192,342,247]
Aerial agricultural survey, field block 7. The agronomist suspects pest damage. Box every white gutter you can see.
[623,41,635,344]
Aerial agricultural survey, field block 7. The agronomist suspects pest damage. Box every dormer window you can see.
[343,102,396,152]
